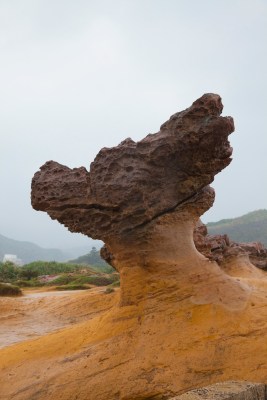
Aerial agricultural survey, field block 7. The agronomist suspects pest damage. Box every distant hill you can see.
[207,209,267,246]
[0,233,66,264]
[68,247,112,272]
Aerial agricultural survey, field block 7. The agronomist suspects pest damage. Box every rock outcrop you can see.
[171,381,266,400]
[2,93,264,400]
[194,221,267,271]
[32,93,245,306]
[32,93,233,243]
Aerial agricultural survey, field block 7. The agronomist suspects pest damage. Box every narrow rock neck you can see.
[106,213,209,306]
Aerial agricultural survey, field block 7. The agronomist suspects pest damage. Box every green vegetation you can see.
[20,261,91,276]
[0,261,92,283]
[68,247,114,273]
[70,275,94,285]
[77,275,117,286]
[45,274,75,286]
[0,282,22,296]
[15,279,43,287]
[207,209,267,246]
[45,273,119,287]
[19,268,39,280]
[0,259,120,292]
[105,287,115,294]
[0,262,20,282]
[55,284,89,291]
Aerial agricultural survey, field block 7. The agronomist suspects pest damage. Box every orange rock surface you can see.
[1,94,266,399]
[1,218,267,399]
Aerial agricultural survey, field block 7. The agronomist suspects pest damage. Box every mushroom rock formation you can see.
[2,94,267,400]
[32,93,232,241]
[32,93,250,308]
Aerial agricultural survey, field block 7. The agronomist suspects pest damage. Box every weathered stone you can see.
[31,93,241,306]
[2,93,267,400]
[32,94,257,310]
[238,242,267,271]
[32,93,234,244]
[194,222,267,270]
[170,381,266,400]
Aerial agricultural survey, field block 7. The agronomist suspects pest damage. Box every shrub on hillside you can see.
[90,265,115,274]
[45,274,74,286]
[46,274,118,287]
[14,279,43,287]
[0,262,20,282]
[71,275,100,285]
[68,247,112,268]
[19,268,39,280]
[20,261,82,276]
[0,282,22,296]
[81,276,116,286]
[55,284,89,291]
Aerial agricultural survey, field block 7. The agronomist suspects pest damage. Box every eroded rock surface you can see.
[15,94,267,400]
[32,93,233,243]
[32,93,241,307]
[171,381,266,400]
[194,220,267,270]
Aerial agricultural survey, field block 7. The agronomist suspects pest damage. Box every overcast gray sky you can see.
[1,0,266,249]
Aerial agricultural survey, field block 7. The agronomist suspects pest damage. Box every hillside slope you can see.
[68,246,110,269]
[207,209,267,246]
[0,234,66,264]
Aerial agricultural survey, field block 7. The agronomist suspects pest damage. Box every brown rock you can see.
[32,93,233,243]
[9,94,265,400]
[31,94,236,301]
[238,242,267,270]
[194,221,267,270]
[171,381,266,400]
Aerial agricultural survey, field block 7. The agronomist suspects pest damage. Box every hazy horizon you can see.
[1,0,266,248]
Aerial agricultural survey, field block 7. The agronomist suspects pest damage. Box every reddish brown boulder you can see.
[194,221,267,270]
[32,93,234,243]
[33,93,251,311]
[237,242,267,270]
[4,93,265,400]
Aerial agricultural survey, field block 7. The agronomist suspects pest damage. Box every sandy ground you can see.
[1,257,267,400]
[0,287,115,349]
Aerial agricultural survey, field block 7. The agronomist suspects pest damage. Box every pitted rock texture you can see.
[171,381,266,400]
[5,93,267,400]
[194,220,267,270]
[31,93,234,242]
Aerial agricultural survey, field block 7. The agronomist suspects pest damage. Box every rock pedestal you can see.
[2,93,267,400]
[32,93,238,305]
